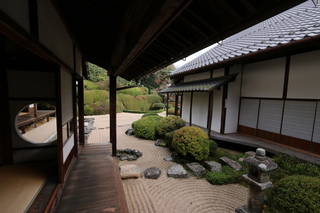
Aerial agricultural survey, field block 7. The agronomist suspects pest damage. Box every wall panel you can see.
[242,58,285,98]
[211,89,222,132]
[181,93,191,122]
[61,69,73,124]
[282,101,316,141]
[239,98,259,128]
[287,50,320,99]
[258,100,283,133]
[192,92,208,128]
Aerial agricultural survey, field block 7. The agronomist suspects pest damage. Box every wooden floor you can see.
[56,144,128,213]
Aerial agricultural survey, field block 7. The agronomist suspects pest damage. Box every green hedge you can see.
[150,103,165,110]
[156,116,185,138]
[142,112,160,118]
[132,115,161,140]
[266,175,320,213]
[172,126,209,161]
[118,87,148,96]
[206,166,244,185]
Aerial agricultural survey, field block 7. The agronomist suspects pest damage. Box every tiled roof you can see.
[172,0,320,76]
[160,74,237,93]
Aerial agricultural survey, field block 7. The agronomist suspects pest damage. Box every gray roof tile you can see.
[172,1,320,76]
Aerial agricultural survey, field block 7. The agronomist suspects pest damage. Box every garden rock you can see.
[117,149,142,161]
[144,167,161,179]
[203,161,222,172]
[167,164,188,178]
[220,157,242,171]
[186,162,206,176]
[120,164,141,179]
[125,129,134,136]
[155,139,164,146]
[163,155,173,161]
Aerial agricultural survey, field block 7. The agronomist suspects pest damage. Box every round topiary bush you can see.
[266,175,320,213]
[172,126,209,161]
[142,112,160,118]
[156,116,186,138]
[132,115,161,140]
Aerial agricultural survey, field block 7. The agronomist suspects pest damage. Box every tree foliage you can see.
[140,65,175,91]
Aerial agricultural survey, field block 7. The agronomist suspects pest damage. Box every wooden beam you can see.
[28,0,39,40]
[109,74,117,156]
[78,78,85,146]
[180,93,183,118]
[283,55,291,99]
[189,92,193,125]
[114,0,192,76]
[72,75,78,157]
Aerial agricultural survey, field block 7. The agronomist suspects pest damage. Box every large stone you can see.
[120,164,141,179]
[125,129,134,136]
[204,161,222,172]
[186,162,206,176]
[163,155,173,161]
[117,149,143,161]
[167,164,188,178]
[220,157,242,171]
[144,167,161,179]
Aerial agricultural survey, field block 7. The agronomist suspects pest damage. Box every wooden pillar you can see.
[0,36,13,164]
[78,79,85,146]
[220,67,229,134]
[180,93,183,118]
[55,68,64,183]
[189,92,193,126]
[109,74,117,156]
[174,94,179,115]
[207,91,214,135]
[166,93,169,117]
[72,75,78,157]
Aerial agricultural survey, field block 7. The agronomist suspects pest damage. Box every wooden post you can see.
[72,75,78,157]
[109,74,117,156]
[220,67,229,134]
[207,91,214,135]
[174,94,179,115]
[78,79,85,145]
[189,92,193,126]
[166,93,169,117]
[180,93,183,117]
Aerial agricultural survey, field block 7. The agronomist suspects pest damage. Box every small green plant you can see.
[265,175,320,213]
[206,166,245,185]
[132,115,161,140]
[156,116,185,138]
[172,126,209,161]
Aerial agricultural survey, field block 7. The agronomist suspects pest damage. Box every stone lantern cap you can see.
[244,148,278,172]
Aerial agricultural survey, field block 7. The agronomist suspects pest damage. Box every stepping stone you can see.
[186,162,206,176]
[203,161,222,172]
[144,167,161,179]
[167,164,188,178]
[125,129,134,136]
[220,157,242,171]
[120,164,141,179]
[163,155,173,161]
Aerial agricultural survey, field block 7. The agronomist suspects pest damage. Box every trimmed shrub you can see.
[207,139,218,156]
[132,116,161,140]
[156,116,185,138]
[172,126,209,161]
[206,166,244,185]
[266,175,320,213]
[118,87,148,96]
[84,105,94,115]
[150,103,165,110]
[168,107,175,115]
[164,131,175,148]
[142,112,160,118]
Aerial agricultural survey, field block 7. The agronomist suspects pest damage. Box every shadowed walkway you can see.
[56,144,128,213]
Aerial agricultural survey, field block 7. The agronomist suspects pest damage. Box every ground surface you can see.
[87,113,248,213]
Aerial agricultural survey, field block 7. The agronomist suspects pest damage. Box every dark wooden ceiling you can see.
[54,0,304,80]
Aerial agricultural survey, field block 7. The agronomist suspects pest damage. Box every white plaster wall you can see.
[61,69,73,124]
[287,50,320,99]
[211,68,224,78]
[184,71,210,82]
[192,92,209,128]
[181,93,191,122]
[211,88,222,133]
[7,70,56,99]
[0,0,29,32]
[225,65,241,133]
[239,98,260,128]
[242,58,285,98]
[38,0,74,68]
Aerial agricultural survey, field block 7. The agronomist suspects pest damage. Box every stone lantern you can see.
[236,148,278,213]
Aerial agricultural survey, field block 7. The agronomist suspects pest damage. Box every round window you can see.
[16,103,57,144]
